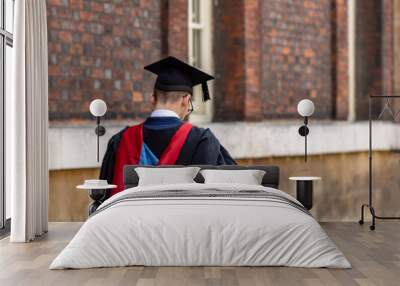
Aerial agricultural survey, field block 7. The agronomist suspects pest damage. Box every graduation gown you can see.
[99,116,236,196]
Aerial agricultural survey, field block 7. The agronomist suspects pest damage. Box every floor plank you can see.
[0,222,399,286]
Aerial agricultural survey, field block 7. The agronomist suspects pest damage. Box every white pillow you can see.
[200,169,266,185]
[135,167,200,186]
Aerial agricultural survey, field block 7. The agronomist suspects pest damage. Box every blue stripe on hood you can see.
[139,143,159,165]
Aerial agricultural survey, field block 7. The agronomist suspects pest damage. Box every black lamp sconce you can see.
[89,99,107,162]
[297,99,315,162]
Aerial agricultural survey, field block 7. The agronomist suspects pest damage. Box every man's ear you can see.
[182,94,190,106]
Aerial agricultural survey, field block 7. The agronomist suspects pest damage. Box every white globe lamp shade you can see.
[89,99,107,117]
[297,99,315,117]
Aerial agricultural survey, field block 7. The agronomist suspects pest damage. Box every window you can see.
[188,0,213,123]
[0,0,14,232]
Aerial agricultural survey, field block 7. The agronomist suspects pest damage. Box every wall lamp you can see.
[89,99,107,162]
[297,99,315,162]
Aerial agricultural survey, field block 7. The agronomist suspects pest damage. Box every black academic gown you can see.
[99,117,236,185]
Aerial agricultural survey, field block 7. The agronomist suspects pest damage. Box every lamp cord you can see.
[304,116,308,162]
[96,117,100,162]
[305,132,307,162]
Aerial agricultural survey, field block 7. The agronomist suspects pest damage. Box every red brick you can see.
[48,65,60,76]
[123,81,133,91]
[69,0,83,9]
[81,33,94,44]
[90,2,103,13]
[92,68,104,79]
[79,11,94,21]
[47,0,67,6]
[59,31,72,43]
[132,92,144,103]
[70,44,83,55]
[304,49,315,58]
[282,47,291,55]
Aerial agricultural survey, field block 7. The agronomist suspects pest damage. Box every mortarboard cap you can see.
[144,56,214,101]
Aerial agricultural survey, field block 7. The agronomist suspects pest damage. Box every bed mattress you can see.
[50,183,350,269]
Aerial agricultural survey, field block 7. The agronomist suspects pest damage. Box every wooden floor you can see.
[0,222,399,286]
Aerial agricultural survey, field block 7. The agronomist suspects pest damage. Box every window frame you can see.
[188,0,214,123]
[0,0,13,232]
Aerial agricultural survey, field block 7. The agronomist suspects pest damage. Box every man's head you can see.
[144,57,214,107]
[151,89,192,119]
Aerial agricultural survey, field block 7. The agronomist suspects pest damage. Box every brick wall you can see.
[47,0,161,122]
[382,0,394,98]
[213,0,338,121]
[332,0,348,120]
[47,0,394,123]
[213,0,393,121]
[394,0,400,116]
[243,0,263,121]
[213,0,246,121]
[260,0,332,119]
[395,1,400,95]
[161,0,188,60]
[355,0,394,120]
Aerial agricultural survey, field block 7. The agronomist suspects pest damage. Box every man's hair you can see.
[153,89,188,104]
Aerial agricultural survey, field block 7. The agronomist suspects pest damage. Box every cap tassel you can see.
[202,82,211,102]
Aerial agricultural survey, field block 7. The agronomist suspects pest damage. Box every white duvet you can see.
[50,183,350,269]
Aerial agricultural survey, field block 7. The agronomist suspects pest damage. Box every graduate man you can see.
[100,56,236,196]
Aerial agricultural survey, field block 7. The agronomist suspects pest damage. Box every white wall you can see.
[48,121,400,170]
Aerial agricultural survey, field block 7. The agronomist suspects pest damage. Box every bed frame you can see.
[123,165,280,189]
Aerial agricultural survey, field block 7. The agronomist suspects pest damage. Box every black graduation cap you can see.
[144,56,214,101]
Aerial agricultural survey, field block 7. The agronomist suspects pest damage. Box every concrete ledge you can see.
[48,120,400,170]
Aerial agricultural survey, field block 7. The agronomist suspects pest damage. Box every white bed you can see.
[50,183,351,269]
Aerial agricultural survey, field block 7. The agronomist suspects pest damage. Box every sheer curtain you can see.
[9,0,49,242]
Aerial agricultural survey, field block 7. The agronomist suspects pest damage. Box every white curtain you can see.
[9,0,49,242]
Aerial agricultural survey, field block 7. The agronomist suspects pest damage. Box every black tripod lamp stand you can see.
[89,99,107,162]
[297,99,315,162]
